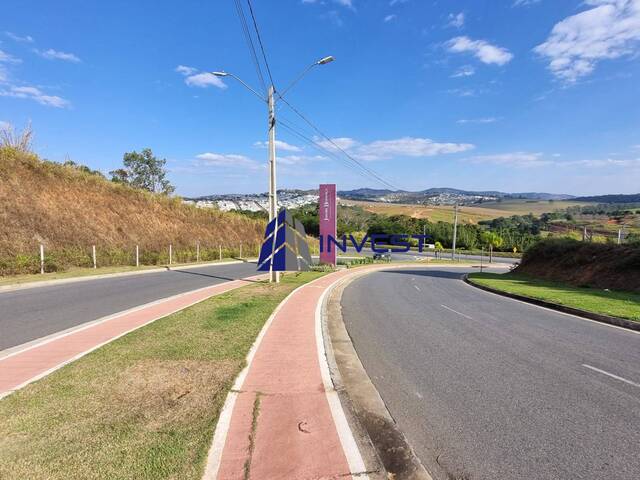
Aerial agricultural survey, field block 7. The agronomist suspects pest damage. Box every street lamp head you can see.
[317,56,335,65]
[212,71,229,77]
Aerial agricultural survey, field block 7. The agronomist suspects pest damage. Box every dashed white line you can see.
[582,364,640,389]
[440,304,473,320]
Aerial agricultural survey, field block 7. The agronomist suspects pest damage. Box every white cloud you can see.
[176,65,227,89]
[36,48,81,63]
[389,0,409,5]
[513,0,542,6]
[451,65,475,77]
[384,14,397,22]
[457,117,498,124]
[185,72,226,89]
[253,140,302,152]
[446,88,476,97]
[0,49,21,64]
[447,36,513,65]
[195,153,259,169]
[334,0,354,8]
[316,137,361,151]
[534,0,640,82]
[354,137,475,160]
[0,85,70,108]
[279,154,327,165]
[175,65,197,76]
[447,12,465,28]
[468,152,550,167]
[5,32,34,43]
[561,157,640,168]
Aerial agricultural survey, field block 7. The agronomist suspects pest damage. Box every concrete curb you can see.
[0,259,257,293]
[463,274,640,332]
[324,267,437,480]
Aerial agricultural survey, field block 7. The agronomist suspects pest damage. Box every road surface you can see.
[0,262,259,352]
[344,246,518,265]
[341,267,640,480]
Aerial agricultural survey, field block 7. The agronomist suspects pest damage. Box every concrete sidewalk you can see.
[204,267,387,480]
[0,275,265,399]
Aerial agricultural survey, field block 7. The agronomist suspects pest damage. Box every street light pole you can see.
[452,203,459,261]
[212,56,334,283]
[268,85,279,283]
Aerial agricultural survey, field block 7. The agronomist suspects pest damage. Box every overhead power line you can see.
[246,0,276,88]
[277,95,400,190]
[233,0,267,94]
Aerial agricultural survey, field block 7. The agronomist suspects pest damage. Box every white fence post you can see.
[40,244,45,274]
[136,245,139,267]
[196,242,200,263]
[169,244,172,265]
[92,245,97,269]
[219,245,222,261]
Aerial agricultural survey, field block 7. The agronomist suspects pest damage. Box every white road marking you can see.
[440,304,473,320]
[582,364,640,389]
[414,285,421,292]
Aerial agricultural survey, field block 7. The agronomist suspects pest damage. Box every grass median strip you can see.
[468,272,640,322]
[0,271,325,480]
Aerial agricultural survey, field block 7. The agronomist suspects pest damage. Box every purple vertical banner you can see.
[319,184,337,265]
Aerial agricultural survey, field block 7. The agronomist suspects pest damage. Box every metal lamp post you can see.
[212,56,334,282]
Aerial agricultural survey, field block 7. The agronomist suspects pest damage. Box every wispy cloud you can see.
[0,49,22,64]
[534,0,640,83]
[317,136,474,160]
[467,152,549,167]
[176,65,227,89]
[5,32,34,43]
[254,140,301,152]
[447,12,465,29]
[389,0,409,5]
[194,153,259,169]
[451,65,475,77]
[279,154,327,165]
[384,14,397,22]
[447,36,513,66]
[35,48,81,63]
[457,117,498,124]
[513,0,542,6]
[0,85,70,108]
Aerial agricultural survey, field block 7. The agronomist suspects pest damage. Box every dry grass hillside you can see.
[0,147,265,274]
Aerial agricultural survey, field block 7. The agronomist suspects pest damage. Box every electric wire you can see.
[246,0,276,89]
[277,95,400,190]
[233,0,267,94]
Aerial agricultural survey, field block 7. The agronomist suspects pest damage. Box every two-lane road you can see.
[341,267,640,480]
[0,262,259,352]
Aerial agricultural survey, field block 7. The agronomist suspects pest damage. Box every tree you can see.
[480,231,503,263]
[110,148,174,195]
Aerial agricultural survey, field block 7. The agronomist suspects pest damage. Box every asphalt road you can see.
[0,262,259,352]
[344,246,518,265]
[341,267,640,480]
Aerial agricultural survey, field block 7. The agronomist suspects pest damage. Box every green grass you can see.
[0,271,325,480]
[468,272,640,322]
[0,258,255,288]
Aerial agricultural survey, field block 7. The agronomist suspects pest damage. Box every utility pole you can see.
[451,203,459,261]
[268,85,280,283]
[211,57,335,283]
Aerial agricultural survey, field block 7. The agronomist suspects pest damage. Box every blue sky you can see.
[1,0,639,196]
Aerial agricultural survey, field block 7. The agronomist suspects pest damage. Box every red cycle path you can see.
[0,275,266,398]
[214,268,379,480]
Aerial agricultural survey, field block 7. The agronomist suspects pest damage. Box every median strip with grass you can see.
[468,272,640,322]
[0,271,325,480]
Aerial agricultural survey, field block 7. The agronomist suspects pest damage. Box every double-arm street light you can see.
[213,55,334,283]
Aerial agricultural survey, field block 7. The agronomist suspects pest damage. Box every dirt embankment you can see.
[515,239,640,292]
[0,148,265,274]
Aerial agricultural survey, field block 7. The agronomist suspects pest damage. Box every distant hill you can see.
[338,187,574,204]
[0,147,265,275]
[572,193,640,203]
